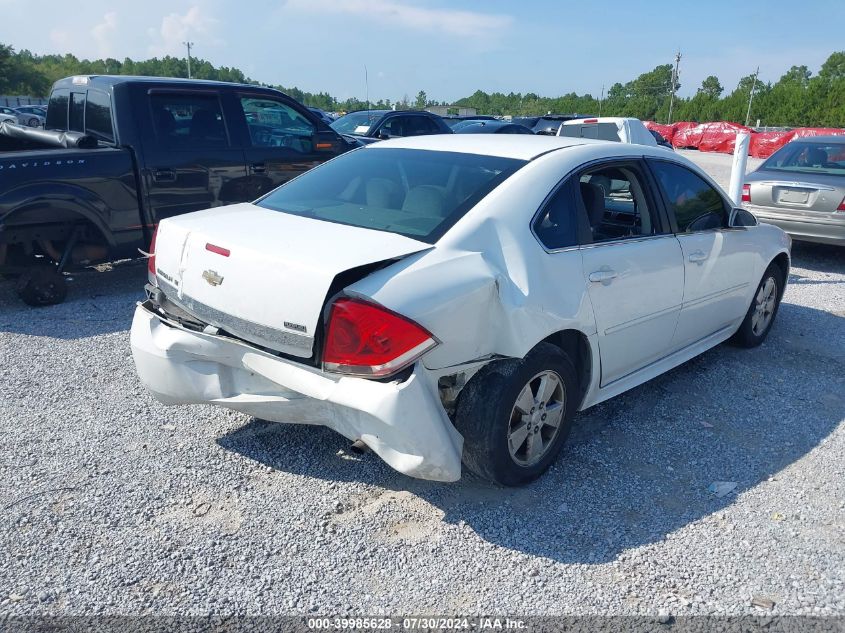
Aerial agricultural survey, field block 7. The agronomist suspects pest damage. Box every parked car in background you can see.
[330,109,452,145]
[13,105,47,127]
[442,115,497,128]
[0,112,17,126]
[132,134,790,485]
[0,75,353,306]
[532,114,597,135]
[558,117,659,147]
[308,106,335,125]
[743,136,845,246]
[0,105,35,126]
[454,120,534,135]
[649,129,674,150]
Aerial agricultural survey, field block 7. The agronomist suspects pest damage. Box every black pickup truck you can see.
[0,75,353,305]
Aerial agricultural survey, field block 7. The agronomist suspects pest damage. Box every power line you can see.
[183,41,194,79]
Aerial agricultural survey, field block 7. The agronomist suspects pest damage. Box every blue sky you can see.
[3,0,843,102]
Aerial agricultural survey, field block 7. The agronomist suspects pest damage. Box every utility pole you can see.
[745,66,760,127]
[667,50,681,125]
[183,41,194,79]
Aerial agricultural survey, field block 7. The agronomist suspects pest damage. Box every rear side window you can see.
[46,89,69,130]
[650,160,727,232]
[533,185,578,250]
[85,89,114,142]
[150,92,228,147]
[257,148,526,243]
[69,92,85,132]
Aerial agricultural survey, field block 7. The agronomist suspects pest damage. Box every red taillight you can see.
[581,118,598,123]
[837,196,845,212]
[741,183,751,203]
[323,298,437,377]
[147,225,159,275]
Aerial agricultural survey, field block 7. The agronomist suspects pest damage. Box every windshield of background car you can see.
[330,111,385,136]
[257,148,526,244]
[762,141,845,176]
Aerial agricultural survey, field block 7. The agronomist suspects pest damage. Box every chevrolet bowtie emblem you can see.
[202,269,224,286]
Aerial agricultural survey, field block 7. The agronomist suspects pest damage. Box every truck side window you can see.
[85,90,114,142]
[46,89,69,130]
[239,97,315,152]
[69,92,85,132]
[150,93,228,148]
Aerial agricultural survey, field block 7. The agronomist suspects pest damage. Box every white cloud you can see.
[91,11,118,58]
[286,0,512,39]
[147,5,221,57]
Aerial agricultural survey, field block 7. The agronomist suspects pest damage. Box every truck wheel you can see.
[16,266,68,306]
[454,343,578,486]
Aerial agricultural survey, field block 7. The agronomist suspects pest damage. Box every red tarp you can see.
[672,121,754,152]
[642,121,677,144]
[749,127,845,158]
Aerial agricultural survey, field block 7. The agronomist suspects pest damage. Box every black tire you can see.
[16,266,67,307]
[28,117,39,127]
[454,342,579,486]
[730,263,784,348]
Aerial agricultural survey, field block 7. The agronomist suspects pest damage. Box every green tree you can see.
[414,90,427,109]
[699,75,723,98]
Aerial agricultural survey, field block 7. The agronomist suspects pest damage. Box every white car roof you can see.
[365,134,611,161]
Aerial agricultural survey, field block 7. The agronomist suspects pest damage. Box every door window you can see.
[649,161,727,232]
[239,97,315,152]
[150,93,228,148]
[576,164,658,243]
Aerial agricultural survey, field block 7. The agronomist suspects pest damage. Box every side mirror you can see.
[729,207,758,228]
[377,129,390,140]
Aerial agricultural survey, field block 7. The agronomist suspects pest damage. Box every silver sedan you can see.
[743,136,845,246]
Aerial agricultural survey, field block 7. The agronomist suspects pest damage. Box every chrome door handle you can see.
[589,269,618,283]
[688,250,708,263]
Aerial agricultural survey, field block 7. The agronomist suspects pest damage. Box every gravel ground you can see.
[1,151,843,618]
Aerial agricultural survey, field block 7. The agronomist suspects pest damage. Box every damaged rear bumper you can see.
[129,302,463,482]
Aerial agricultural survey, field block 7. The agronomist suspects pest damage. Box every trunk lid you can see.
[747,170,845,216]
[152,202,430,358]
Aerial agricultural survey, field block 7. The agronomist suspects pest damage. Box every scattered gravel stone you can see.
[0,152,843,617]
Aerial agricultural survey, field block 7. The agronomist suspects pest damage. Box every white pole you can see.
[728,132,750,205]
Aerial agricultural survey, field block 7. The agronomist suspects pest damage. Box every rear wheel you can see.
[454,343,578,486]
[730,263,783,348]
[27,117,40,127]
[16,266,67,307]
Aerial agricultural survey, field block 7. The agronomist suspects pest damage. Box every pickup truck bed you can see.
[0,75,351,306]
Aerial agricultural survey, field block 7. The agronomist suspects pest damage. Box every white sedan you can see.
[131,135,791,485]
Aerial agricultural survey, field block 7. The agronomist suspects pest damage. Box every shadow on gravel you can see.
[790,242,845,276]
[218,301,844,565]
[0,261,145,339]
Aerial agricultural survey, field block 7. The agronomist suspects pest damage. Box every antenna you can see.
[183,41,194,79]
[667,50,681,125]
[599,84,605,116]
[364,65,369,112]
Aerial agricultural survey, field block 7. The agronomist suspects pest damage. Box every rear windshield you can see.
[257,148,526,243]
[330,111,386,136]
[762,141,845,176]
